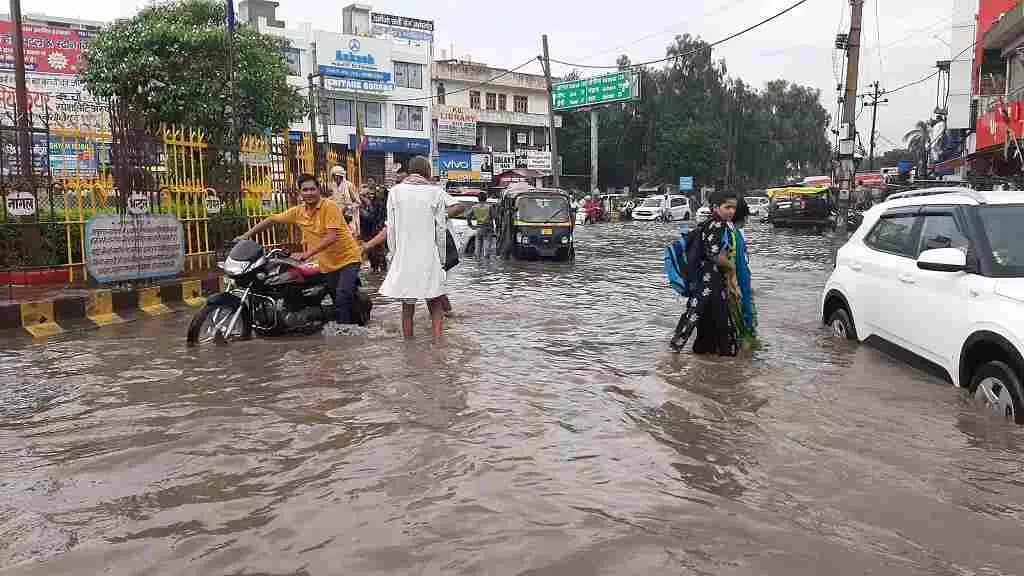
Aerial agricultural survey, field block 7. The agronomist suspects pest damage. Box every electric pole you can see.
[837,0,865,234]
[541,35,559,187]
[863,80,887,172]
[10,0,31,177]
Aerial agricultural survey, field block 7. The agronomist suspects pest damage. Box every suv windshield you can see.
[979,205,1024,277]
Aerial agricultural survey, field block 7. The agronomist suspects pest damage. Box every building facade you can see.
[242,1,434,185]
[431,60,559,187]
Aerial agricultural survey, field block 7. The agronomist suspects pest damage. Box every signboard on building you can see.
[316,34,397,94]
[436,106,478,146]
[493,152,516,173]
[679,176,694,191]
[85,214,185,283]
[0,20,94,75]
[438,151,492,182]
[0,71,109,131]
[525,150,552,171]
[350,134,431,155]
[371,13,434,43]
[552,70,641,111]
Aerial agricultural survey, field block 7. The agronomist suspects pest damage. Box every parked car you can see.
[632,195,692,221]
[744,196,770,217]
[821,187,1024,423]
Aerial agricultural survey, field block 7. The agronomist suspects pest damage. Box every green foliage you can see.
[903,120,932,176]
[80,0,306,139]
[559,35,832,191]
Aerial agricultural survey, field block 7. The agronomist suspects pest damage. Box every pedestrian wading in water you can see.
[670,191,758,355]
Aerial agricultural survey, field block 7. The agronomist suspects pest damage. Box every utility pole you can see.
[541,35,560,187]
[10,0,31,177]
[863,80,887,172]
[590,109,598,193]
[837,0,865,234]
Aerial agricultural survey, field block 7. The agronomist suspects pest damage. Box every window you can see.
[918,214,969,254]
[283,46,302,76]
[979,205,1024,277]
[671,197,688,208]
[486,92,497,110]
[393,62,423,89]
[498,94,507,111]
[436,82,445,105]
[356,101,382,128]
[331,99,354,126]
[514,95,528,113]
[395,104,423,131]
[865,214,920,257]
[470,91,481,109]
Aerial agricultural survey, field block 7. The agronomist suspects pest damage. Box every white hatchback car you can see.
[822,187,1024,423]
[632,195,692,221]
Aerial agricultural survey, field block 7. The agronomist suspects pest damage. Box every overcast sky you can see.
[32,0,961,152]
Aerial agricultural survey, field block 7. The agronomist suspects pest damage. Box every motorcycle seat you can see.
[296,263,321,278]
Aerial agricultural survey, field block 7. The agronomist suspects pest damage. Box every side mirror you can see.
[917,248,967,273]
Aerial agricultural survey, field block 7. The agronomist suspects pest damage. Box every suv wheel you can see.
[970,361,1024,424]
[827,308,856,341]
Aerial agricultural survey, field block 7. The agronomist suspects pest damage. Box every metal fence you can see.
[0,111,325,289]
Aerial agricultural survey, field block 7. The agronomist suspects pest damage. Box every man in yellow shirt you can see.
[236,174,363,324]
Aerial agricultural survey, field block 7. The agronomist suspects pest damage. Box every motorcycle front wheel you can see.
[187,302,252,346]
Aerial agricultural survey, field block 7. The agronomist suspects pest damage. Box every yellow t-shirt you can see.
[271,200,361,273]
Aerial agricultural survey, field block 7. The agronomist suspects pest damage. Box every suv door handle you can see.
[899,274,916,284]
[849,262,863,271]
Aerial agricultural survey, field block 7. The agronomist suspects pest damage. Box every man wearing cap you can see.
[329,165,361,239]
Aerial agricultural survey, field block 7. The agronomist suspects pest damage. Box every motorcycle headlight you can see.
[221,257,249,276]
[561,236,569,244]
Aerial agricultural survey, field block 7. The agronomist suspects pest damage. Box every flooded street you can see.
[3,221,1024,575]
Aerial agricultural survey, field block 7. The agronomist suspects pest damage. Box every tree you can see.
[557,35,832,193]
[903,120,932,177]
[81,0,305,140]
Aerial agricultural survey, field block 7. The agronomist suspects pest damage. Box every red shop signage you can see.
[0,20,93,75]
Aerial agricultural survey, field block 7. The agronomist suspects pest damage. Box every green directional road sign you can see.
[552,71,641,111]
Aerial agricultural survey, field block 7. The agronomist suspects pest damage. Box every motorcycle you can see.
[186,239,372,346]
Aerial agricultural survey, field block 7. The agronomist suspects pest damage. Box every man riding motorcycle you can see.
[236,173,363,324]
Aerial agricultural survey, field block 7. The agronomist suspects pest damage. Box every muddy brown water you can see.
[2,222,1023,575]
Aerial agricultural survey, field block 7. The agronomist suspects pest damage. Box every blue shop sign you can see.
[438,151,471,174]
[351,134,431,155]
[319,64,392,83]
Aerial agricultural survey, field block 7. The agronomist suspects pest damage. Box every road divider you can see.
[1,274,222,338]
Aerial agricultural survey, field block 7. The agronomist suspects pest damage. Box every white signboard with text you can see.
[5,191,36,216]
[85,214,185,283]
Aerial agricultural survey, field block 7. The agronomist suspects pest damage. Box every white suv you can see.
[822,187,1024,423]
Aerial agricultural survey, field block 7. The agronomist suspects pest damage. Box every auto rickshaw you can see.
[766,186,835,231]
[496,185,575,261]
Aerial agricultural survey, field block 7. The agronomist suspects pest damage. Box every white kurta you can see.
[379,182,456,300]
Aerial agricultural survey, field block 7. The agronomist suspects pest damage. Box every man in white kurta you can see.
[362,157,463,339]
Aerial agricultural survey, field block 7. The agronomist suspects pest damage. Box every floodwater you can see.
[2,222,1024,575]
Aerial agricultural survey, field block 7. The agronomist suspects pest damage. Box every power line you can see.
[882,41,976,97]
[570,0,754,65]
[548,0,814,70]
